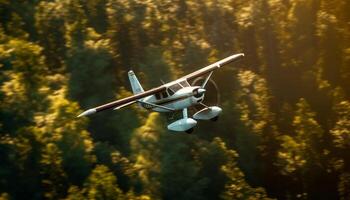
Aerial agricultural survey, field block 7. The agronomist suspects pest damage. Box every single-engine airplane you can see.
[77,53,244,133]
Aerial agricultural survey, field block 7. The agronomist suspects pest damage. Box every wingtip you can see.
[234,53,244,58]
[77,109,96,118]
[77,113,85,118]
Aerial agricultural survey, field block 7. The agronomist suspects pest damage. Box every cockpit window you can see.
[169,83,182,93]
[155,93,161,100]
[179,80,190,87]
[167,88,175,96]
[162,91,168,98]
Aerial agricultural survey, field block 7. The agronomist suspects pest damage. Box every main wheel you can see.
[185,128,194,134]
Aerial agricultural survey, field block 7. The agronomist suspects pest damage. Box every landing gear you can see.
[211,116,219,121]
[167,108,197,133]
[184,108,195,134]
[193,104,222,121]
[185,128,194,134]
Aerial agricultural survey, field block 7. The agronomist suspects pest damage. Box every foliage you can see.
[0,0,349,199]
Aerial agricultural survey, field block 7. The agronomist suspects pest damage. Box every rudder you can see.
[128,70,144,94]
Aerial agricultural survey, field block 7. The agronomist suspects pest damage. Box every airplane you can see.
[77,53,244,133]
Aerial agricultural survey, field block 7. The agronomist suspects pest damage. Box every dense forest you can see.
[0,0,349,199]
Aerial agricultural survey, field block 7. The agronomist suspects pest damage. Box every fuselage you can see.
[141,86,205,112]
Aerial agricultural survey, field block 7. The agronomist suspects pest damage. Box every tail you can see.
[128,70,144,94]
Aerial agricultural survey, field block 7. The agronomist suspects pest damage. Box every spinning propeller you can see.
[191,72,220,108]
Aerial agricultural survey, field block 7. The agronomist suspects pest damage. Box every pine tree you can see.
[66,165,124,200]
[276,98,324,198]
[130,113,163,199]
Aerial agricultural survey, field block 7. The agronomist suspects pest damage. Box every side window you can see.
[167,88,174,96]
[155,93,161,100]
[162,91,168,98]
[169,83,182,92]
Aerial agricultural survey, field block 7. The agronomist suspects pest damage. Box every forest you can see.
[0,0,349,199]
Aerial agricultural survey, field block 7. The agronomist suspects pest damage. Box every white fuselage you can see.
[141,86,204,112]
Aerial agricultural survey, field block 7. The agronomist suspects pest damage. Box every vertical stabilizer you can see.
[128,70,144,94]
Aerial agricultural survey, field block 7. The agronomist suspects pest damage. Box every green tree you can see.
[160,136,208,200]
[212,137,270,200]
[330,100,350,200]
[0,32,49,199]
[130,113,163,199]
[330,101,350,149]
[84,165,124,200]
[35,0,67,72]
[0,34,47,124]
[28,80,96,183]
[40,143,67,199]
[276,98,324,198]
[66,165,124,200]
[236,70,274,135]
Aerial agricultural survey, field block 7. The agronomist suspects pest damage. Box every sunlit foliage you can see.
[0,0,349,199]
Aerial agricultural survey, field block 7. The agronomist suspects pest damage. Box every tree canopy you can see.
[0,0,349,199]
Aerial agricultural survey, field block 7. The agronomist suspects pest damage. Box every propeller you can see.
[201,71,213,88]
[191,74,221,111]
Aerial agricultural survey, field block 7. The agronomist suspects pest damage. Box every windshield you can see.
[179,80,190,87]
[168,83,182,93]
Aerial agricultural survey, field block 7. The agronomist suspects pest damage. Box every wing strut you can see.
[138,101,175,111]
[113,101,137,110]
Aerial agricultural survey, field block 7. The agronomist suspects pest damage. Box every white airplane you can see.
[78,53,244,133]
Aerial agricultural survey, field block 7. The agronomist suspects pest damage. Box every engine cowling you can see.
[167,118,197,132]
[193,106,222,120]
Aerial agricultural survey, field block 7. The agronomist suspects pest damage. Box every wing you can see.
[183,53,244,81]
[162,53,244,88]
[77,53,244,117]
[77,85,166,117]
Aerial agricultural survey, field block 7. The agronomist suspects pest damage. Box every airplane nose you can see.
[198,88,206,95]
[193,88,206,98]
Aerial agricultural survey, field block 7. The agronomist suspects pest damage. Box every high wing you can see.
[77,53,244,117]
[184,53,244,81]
[77,86,166,117]
[164,53,245,87]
